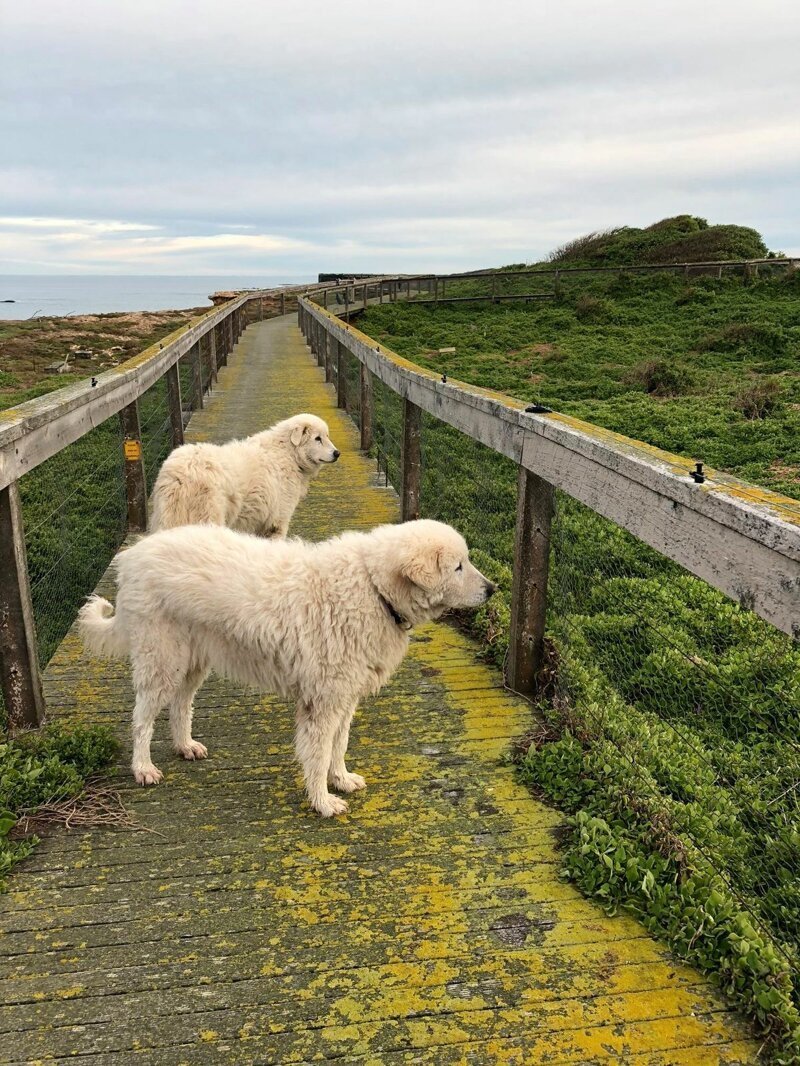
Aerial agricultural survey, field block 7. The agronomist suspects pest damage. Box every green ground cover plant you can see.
[356,222,800,1058]
[0,724,117,888]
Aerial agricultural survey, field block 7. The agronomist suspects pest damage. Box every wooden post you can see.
[317,322,325,367]
[208,328,218,383]
[324,290,329,309]
[441,278,446,298]
[281,291,286,315]
[0,481,45,730]
[119,399,148,533]
[190,344,204,410]
[344,289,350,319]
[165,362,184,449]
[337,342,347,409]
[325,333,334,383]
[401,399,422,521]
[492,274,497,302]
[508,467,555,695]
[434,277,439,305]
[379,282,384,304]
[360,363,373,451]
[363,282,368,308]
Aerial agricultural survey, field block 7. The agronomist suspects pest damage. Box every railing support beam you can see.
[189,344,204,410]
[325,333,334,384]
[165,362,184,449]
[401,399,422,521]
[337,342,347,409]
[0,481,45,730]
[360,364,373,451]
[119,399,148,534]
[508,467,554,695]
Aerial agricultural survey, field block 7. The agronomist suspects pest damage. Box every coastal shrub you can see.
[623,358,689,396]
[735,378,783,420]
[0,724,117,889]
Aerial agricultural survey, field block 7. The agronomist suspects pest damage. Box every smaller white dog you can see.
[150,413,339,537]
[78,520,495,817]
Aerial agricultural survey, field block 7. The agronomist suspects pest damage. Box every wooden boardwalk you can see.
[0,316,759,1064]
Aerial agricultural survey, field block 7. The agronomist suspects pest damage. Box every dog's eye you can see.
[455,563,463,572]
[315,436,322,442]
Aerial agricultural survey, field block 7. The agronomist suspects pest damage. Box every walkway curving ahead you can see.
[0,316,758,1064]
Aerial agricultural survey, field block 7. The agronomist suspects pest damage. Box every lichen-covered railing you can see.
[298,291,800,697]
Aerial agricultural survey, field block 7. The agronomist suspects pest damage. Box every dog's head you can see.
[280,414,339,472]
[375,519,496,625]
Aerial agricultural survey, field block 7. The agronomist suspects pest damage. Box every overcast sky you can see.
[1,0,799,275]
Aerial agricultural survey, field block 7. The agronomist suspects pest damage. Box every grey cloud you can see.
[1,0,799,272]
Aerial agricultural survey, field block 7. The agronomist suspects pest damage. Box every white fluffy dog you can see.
[78,520,495,817]
[149,413,339,536]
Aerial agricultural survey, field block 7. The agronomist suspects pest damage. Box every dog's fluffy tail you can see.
[78,596,128,659]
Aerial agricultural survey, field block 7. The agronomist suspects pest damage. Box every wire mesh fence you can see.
[17,370,180,677]
[369,370,403,490]
[546,494,800,966]
[139,374,173,489]
[21,418,128,670]
[343,347,362,431]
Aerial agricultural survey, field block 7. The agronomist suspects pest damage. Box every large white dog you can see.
[78,520,495,816]
[149,413,339,536]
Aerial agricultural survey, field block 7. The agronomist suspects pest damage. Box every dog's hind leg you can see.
[131,690,165,786]
[130,627,188,786]
[169,665,209,762]
[295,701,349,817]
[328,706,366,794]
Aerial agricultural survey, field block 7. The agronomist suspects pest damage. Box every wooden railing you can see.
[312,257,798,312]
[0,283,328,731]
[298,293,800,696]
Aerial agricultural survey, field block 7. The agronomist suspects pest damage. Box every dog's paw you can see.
[314,794,349,818]
[330,772,366,793]
[133,764,163,786]
[175,740,208,761]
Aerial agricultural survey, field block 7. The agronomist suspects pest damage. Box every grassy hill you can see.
[544,214,774,267]
[356,220,800,1058]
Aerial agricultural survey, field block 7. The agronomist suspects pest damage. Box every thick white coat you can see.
[78,520,494,816]
[149,413,338,536]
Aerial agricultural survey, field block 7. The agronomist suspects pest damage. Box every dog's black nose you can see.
[484,580,497,598]
[332,449,341,461]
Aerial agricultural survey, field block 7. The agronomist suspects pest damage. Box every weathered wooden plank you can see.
[302,300,800,636]
[0,481,44,729]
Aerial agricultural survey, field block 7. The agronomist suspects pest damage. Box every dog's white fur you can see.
[78,520,494,816]
[149,413,339,537]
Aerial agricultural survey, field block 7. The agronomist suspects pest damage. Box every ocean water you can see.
[0,275,315,320]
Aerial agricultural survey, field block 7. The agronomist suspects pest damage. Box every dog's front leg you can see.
[328,705,366,794]
[295,701,349,817]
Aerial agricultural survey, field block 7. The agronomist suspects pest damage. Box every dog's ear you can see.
[400,545,443,590]
[290,423,308,446]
